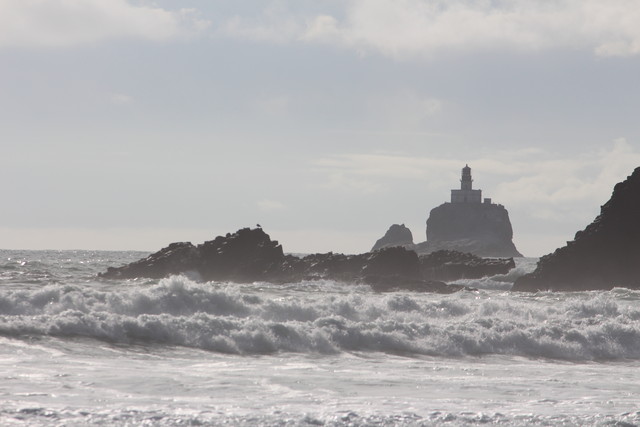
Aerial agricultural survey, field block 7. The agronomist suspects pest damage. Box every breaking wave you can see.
[2,275,640,360]
[2,407,640,427]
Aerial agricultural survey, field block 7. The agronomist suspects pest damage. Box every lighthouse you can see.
[450,165,482,203]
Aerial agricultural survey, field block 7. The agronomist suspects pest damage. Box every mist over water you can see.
[1,251,639,426]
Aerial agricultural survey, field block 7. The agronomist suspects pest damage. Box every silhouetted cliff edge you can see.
[513,166,640,292]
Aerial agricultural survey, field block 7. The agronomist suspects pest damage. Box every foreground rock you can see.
[513,167,640,292]
[101,227,515,292]
[299,246,460,293]
[420,250,515,282]
[102,228,290,283]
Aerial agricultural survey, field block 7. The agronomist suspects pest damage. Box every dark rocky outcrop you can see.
[371,224,414,251]
[420,250,516,282]
[513,167,640,292]
[197,228,287,282]
[101,227,515,292]
[102,228,292,283]
[101,241,200,280]
[421,202,522,257]
[299,246,419,282]
[299,246,455,292]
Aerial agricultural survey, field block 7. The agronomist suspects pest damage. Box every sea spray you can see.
[2,275,640,359]
[3,250,640,426]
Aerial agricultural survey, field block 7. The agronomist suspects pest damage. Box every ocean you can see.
[1,250,639,426]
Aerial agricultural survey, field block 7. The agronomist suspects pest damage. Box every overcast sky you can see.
[1,0,640,256]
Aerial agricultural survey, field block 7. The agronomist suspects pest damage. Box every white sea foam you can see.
[3,250,640,426]
[451,257,538,291]
[2,275,640,360]
[1,407,638,427]
[494,257,539,282]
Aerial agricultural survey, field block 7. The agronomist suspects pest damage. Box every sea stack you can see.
[416,165,522,257]
[513,166,640,292]
[371,224,414,251]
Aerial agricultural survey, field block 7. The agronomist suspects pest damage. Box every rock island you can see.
[373,165,522,258]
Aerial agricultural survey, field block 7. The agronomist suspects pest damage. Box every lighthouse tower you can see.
[450,165,482,203]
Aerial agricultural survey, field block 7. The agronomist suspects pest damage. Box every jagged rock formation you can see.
[371,224,414,251]
[101,228,290,283]
[106,241,200,279]
[101,227,514,292]
[197,228,287,282]
[419,202,522,257]
[420,250,516,282]
[513,167,640,292]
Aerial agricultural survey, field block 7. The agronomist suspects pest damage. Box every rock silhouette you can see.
[418,201,522,257]
[101,227,514,292]
[419,249,516,282]
[513,166,640,292]
[372,165,522,257]
[371,224,414,251]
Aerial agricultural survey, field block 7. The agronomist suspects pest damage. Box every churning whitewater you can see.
[1,250,640,426]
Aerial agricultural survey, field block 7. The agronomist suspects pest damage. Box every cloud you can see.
[314,139,640,220]
[314,152,457,196]
[313,140,640,256]
[257,199,286,212]
[0,0,210,48]
[253,94,290,117]
[220,2,303,44]
[109,92,134,105]
[363,92,443,129]
[316,153,456,181]
[320,171,389,195]
[492,139,640,206]
[220,0,640,58]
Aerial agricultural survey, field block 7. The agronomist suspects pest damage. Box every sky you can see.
[1,0,640,256]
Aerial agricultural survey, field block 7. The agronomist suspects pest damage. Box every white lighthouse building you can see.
[450,164,483,203]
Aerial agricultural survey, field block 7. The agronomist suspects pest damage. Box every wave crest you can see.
[2,276,640,360]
